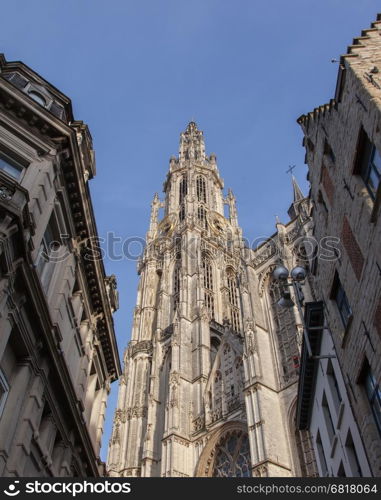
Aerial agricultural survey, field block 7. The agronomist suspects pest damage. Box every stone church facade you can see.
[107,122,318,477]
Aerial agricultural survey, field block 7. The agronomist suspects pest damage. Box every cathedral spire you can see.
[108,123,313,478]
[179,121,206,162]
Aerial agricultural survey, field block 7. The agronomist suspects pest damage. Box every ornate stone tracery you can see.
[212,431,251,477]
[195,422,250,477]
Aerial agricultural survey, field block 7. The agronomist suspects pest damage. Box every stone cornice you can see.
[0,74,121,381]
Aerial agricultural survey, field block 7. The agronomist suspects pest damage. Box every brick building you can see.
[297,14,381,476]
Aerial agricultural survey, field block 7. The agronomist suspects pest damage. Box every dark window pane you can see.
[357,128,381,199]
[0,153,23,179]
[364,366,381,436]
[371,147,381,174]
[332,275,352,328]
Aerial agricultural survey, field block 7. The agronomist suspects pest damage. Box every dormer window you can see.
[3,72,28,89]
[3,72,67,121]
[28,90,47,107]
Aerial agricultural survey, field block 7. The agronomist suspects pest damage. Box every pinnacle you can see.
[291,175,304,202]
[185,121,198,133]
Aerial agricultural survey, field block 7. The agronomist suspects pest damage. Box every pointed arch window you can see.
[196,175,207,203]
[197,205,207,229]
[203,255,213,290]
[227,274,238,308]
[202,253,214,318]
[179,203,185,222]
[179,175,187,204]
[227,269,240,332]
[175,236,182,260]
[173,265,180,309]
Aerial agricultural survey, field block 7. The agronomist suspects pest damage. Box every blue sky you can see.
[1,0,379,461]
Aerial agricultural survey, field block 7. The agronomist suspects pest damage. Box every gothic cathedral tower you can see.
[107,122,315,477]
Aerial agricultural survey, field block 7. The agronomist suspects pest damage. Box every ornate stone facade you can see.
[107,122,317,477]
[0,55,121,476]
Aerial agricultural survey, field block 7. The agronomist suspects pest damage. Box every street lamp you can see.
[272,265,290,281]
[273,264,305,310]
[290,266,307,281]
[272,265,335,360]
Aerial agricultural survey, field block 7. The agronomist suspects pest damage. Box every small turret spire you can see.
[147,192,161,240]
[287,175,306,220]
[226,189,238,226]
[291,175,304,202]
